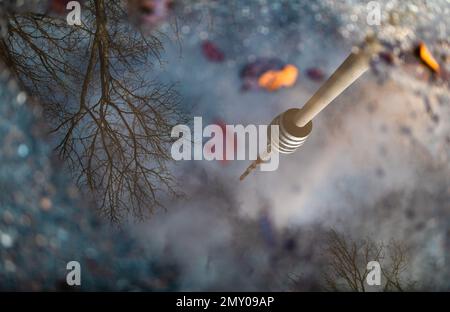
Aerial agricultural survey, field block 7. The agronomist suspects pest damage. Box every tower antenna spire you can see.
[240,37,382,181]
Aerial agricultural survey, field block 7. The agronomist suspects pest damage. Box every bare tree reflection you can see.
[322,230,414,291]
[0,0,185,220]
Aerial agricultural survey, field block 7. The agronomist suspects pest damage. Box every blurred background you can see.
[0,0,449,291]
